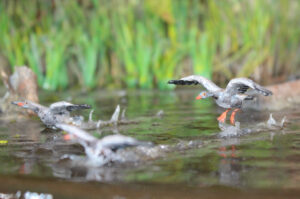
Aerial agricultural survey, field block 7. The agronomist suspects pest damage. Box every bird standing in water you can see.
[168,75,272,125]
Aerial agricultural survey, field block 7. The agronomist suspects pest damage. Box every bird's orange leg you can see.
[217,109,230,123]
[230,108,240,125]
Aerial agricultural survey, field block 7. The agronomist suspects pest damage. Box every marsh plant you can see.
[0,0,299,90]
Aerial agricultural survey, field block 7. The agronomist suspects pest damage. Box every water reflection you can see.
[0,191,52,199]
[218,138,241,187]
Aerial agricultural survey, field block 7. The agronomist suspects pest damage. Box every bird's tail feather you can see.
[254,85,273,96]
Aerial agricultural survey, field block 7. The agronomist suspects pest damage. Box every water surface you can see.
[0,89,299,198]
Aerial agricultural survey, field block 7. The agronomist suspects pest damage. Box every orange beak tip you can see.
[63,134,72,141]
[17,102,24,106]
[196,96,202,100]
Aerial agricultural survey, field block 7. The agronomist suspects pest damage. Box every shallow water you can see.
[0,89,300,198]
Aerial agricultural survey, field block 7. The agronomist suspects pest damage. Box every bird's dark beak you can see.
[196,95,202,100]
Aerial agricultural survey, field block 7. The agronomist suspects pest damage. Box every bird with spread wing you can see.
[168,75,272,125]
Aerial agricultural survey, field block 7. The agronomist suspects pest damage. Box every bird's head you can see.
[196,91,213,100]
[11,100,39,113]
[12,101,30,108]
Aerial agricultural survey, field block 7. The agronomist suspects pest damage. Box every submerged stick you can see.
[79,105,138,130]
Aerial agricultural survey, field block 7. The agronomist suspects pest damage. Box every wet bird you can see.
[168,75,272,124]
[11,100,91,129]
[56,123,152,166]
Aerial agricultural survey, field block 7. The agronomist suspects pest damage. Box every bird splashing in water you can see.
[56,123,153,166]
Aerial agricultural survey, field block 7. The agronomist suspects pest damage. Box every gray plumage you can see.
[56,123,152,165]
[225,78,272,96]
[11,100,91,129]
[49,101,91,116]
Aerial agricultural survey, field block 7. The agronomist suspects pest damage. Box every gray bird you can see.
[168,75,272,124]
[56,123,152,166]
[11,100,91,129]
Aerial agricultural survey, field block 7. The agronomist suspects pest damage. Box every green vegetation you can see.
[0,0,299,90]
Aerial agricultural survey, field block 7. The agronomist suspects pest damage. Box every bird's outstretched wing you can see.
[55,123,98,150]
[99,134,153,151]
[56,123,97,147]
[49,101,91,115]
[225,78,272,96]
[168,75,221,92]
[56,124,152,151]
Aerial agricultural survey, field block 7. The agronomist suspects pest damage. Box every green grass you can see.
[0,0,299,90]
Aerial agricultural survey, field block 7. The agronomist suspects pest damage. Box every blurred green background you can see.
[0,0,299,90]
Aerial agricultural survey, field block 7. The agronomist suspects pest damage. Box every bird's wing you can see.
[225,78,272,96]
[49,101,91,114]
[99,134,152,151]
[56,123,97,144]
[168,75,221,92]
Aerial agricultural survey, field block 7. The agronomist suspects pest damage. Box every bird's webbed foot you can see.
[217,109,230,123]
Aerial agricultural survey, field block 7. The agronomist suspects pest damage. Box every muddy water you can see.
[0,89,300,199]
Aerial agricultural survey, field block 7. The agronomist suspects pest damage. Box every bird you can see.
[56,123,152,166]
[11,100,91,129]
[168,75,273,125]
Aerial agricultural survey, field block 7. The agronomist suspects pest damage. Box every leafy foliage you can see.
[0,0,299,90]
